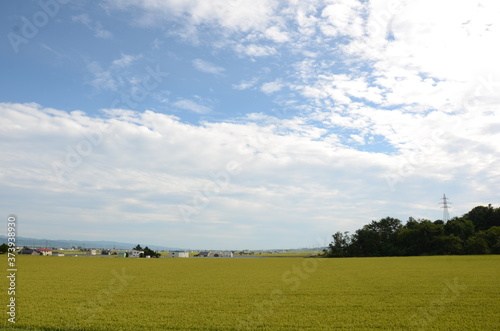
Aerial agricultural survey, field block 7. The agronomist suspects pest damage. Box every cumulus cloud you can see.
[2,103,500,248]
[261,80,283,94]
[264,26,290,42]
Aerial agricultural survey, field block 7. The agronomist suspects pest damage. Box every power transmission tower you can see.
[439,194,451,222]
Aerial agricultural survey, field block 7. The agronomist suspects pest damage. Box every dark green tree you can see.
[143,246,160,258]
[444,217,475,240]
[464,236,490,254]
[350,228,379,256]
[0,243,8,254]
[350,217,402,256]
[464,205,495,231]
[396,219,444,255]
[325,204,500,258]
[479,226,500,254]
[432,235,464,255]
[324,231,351,257]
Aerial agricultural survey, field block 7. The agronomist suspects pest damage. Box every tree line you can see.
[324,204,500,257]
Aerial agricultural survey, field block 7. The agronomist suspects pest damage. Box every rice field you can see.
[2,255,499,330]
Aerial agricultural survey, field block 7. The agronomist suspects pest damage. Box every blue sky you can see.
[1,0,500,250]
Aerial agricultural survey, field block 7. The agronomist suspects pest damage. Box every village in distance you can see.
[0,235,320,259]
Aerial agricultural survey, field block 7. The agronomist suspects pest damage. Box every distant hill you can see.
[0,235,180,251]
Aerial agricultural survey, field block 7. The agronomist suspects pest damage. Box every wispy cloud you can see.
[234,44,277,57]
[87,61,117,91]
[232,78,259,91]
[192,59,225,75]
[112,53,142,68]
[172,99,211,114]
[104,0,277,33]
[72,13,113,39]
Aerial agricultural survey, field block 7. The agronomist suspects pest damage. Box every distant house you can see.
[117,252,127,258]
[38,248,52,256]
[129,250,143,258]
[194,251,233,258]
[89,249,97,256]
[220,251,234,258]
[169,251,189,258]
[18,248,40,255]
[101,250,111,255]
[52,252,65,257]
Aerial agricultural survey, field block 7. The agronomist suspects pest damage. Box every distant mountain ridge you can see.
[0,235,180,251]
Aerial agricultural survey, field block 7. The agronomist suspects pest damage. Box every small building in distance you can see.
[52,252,65,257]
[38,248,52,256]
[129,250,143,258]
[169,251,189,258]
[195,251,233,257]
[89,249,97,256]
[18,248,40,255]
[117,252,127,258]
[220,251,234,258]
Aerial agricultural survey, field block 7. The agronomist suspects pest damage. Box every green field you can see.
[2,255,499,330]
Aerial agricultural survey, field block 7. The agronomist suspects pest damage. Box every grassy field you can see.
[2,255,499,330]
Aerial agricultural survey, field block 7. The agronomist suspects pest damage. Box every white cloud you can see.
[232,78,259,90]
[261,80,283,94]
[105,0,277,34]
[2,103,500,248]
[87,61,117,91]
[4,1,500,249]
[320,0,364,37]
[192,59,225,75]
[93,21,113,39]
[172,99,211,114]
[264,26,290,42]
[72,13,91,25]
[234,44,277,57]
[112,53,142,68]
